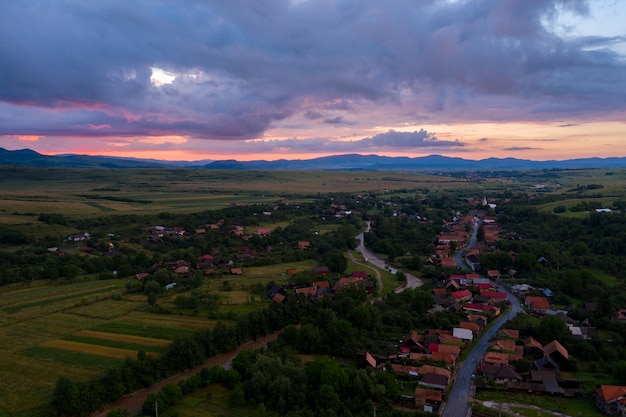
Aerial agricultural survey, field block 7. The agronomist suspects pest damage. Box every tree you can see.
[536,315,568,345]
[323,251,348,274]
[147,292,157,306]
[52,377,81,417]
[296,324,322,353]
[144,280,162,295]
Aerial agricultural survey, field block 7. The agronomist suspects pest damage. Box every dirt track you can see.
[91,331,280,417]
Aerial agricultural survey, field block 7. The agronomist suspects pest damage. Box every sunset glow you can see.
[1,1,625,162]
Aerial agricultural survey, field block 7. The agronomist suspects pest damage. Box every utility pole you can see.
[155,400,158,417]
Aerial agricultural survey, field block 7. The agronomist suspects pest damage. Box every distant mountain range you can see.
[2,147,626,171]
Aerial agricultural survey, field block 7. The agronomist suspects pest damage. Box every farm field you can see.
[0,257,333,416]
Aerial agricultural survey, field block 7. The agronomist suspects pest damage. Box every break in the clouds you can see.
[0,0,625,160]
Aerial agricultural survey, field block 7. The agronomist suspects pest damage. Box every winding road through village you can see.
[441,220,522,417]
[93,220,522,417]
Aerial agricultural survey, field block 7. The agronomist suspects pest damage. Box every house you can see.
[524,336,544,357]
[439,257,457,268]
[453,327,473,342]
[530,369,566,395]
[391,363,419,378]
[451,289,472,303]
[542,340,569,363]
[268,284,288,303]
[230,267,243,275]
[414,388,442,410]
[357,352,380,370]
[445,279,461,291]
[401,330,425,353]
[67,232,90,241]
[298,241,310,250]
[490,339,516,353]
[428,343,461,357]
[295,286,317,297]
[486,270,501,280]
[439,334,463,345]
[498,329,519,339]
[596,385,626,415]
[313,266,329,276]
[333,277,362,290]
[612,309,626,321]
[526,296,550,313]
[417,365,451,379]
[512,283,533,294]
[534,355,561,372]
[468,314,488,328]
[352,270,367,279]
[480,290,508,302]
[463,303,500,316]
[174,266,189,274]
[479,364,522,384]
[411,351,457,367]
[313,280,330,289]
[419,373,448,390]
[483,351,510,366]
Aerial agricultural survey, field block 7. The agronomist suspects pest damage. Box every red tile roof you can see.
[597,385,626,401]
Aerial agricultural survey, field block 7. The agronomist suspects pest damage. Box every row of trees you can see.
[50,298,308,417]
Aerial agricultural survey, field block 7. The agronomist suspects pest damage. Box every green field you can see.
[0,258,340,415]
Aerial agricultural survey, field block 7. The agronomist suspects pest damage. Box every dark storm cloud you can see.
[364,129,463,148]
[0,0,624,141]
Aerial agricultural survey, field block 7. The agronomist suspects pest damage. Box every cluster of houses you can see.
[431,205,502,272]
[267,269,375,303]
[358,326,468,413]
[357,297,506,415]
[477,329,581,397]
[431,274,507,317]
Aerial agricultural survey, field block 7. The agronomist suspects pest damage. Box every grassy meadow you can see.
[0,257,336,416]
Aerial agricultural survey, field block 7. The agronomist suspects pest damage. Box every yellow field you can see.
[74,330,172,347]
[40,339,152,360]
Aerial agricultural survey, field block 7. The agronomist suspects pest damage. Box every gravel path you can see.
[90,331,281,417]
[479,400,578,417]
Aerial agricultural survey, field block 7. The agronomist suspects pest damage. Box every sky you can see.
[1,0,625,162]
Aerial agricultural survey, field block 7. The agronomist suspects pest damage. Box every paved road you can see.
[453,217,479,271]
[442,287,522,417]
[442,219,522,417]
[354,221,422,292]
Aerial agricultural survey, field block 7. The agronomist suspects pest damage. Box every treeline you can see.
[51,281,452,416]
[51,299,304,417]
[128,351,435,417]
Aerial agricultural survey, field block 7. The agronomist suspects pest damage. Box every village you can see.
[59,194,626,416]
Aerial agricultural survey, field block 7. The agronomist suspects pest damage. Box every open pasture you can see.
[0,280,125,319]
[0,166,470,234]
